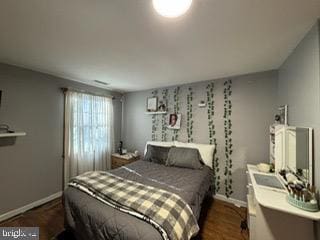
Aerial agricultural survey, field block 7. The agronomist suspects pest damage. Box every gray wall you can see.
[278,20,320,239]
[123,70,278,202]
[0,63,122,215]
[278,21,320,189]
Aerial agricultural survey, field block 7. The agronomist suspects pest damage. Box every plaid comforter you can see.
[69,171,199,240]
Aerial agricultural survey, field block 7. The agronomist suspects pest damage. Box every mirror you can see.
[286,127,313,184]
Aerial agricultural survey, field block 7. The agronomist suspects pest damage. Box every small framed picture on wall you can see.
[167,113,181,129]
[146,97,158,112]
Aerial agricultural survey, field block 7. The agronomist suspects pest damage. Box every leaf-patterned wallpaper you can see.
[150,80,234,198]
[123,70,278,201]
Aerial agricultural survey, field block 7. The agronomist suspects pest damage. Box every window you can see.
[64,91,114,187]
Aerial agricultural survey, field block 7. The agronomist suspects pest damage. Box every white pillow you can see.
[174,141,215,168]
[144,141,175,156]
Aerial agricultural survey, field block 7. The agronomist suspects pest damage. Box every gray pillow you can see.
[144,145,171,165]
[166,147,203,169]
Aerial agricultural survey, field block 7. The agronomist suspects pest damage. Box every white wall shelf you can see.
[0,132,26,138]
[145,111,167,115]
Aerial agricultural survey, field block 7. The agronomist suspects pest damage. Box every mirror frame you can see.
[275,125,313,185]
[285,126,313,185]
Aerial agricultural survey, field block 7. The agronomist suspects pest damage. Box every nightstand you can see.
[111,153,140,169]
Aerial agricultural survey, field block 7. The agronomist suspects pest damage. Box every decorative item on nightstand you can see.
[111,152,140,169]
[118,141,123,155]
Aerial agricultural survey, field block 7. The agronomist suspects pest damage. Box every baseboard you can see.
[0,191,62,222]
[214,193,247,208]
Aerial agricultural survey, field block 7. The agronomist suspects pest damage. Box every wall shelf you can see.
[145,111,167,115]
[0,132,26,138]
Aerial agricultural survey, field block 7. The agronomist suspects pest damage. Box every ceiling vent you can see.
[94,80,109,86]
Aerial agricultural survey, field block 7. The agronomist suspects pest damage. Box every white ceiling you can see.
[0,0,319,92]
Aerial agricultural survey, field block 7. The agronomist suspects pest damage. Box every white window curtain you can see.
[64,91,114,188]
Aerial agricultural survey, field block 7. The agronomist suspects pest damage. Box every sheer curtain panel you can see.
[64,91,114,188]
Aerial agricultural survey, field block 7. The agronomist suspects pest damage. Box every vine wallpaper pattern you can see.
[186,87,194,143]
[161,89,169,142]
[172,86,180,141]
[124,70,278,201]
[206,82,220,194]
[223,80,233,197]
[150,81,234,198]
[151,90,158,141]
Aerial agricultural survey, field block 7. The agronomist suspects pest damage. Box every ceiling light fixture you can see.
[152,0,192,18]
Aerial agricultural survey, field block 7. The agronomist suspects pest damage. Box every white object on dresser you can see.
[274,125,313,184]
[256,163,270,173]
[246,164,320,240]
[269,125,276,164]
[274,125,286,172]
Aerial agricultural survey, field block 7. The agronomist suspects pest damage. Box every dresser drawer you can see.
[111,155,138,169]
[111,161,124,169]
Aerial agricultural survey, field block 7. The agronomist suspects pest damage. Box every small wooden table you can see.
[111,153,140,169]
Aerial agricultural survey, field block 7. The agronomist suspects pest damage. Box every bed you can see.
[64,142,214,240]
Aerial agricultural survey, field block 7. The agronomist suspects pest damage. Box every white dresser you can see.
[246,164,320,240]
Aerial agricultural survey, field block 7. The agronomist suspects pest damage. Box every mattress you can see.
[64,160,213,240]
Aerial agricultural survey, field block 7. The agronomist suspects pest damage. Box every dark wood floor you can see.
[0,198,64,240]
[0,197,249,240]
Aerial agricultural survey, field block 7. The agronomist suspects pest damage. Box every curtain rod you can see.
[61,87,115,100]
